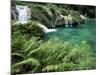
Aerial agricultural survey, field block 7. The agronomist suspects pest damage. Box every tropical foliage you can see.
[12,21,45,38]
[11,22,96,74]
[11,0,96,74]
[11,33,96,74]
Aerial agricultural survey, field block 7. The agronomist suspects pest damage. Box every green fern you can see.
[12,58,40,68]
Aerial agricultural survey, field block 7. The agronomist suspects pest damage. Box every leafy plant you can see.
[11,1,96,74]
[11,36,42,74]
[11,36,96,74]
[12,21,45,38]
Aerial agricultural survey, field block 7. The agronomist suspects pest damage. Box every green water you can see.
[47,19,96,54]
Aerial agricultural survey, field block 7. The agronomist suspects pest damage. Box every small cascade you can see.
[37,23,57,33]
[63,16,69,27]
[80,15,87,21]
[58,10,74,27]
[16,5,31,24]
[55,11,71,27]
[80,15,85,20]
[67,14,73,27]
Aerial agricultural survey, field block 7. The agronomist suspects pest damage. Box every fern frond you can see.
[11,53,24,58]
[12,58,40,68]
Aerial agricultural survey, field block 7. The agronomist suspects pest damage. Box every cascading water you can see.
[16,5,56,33]
[16,5,30,24]
[63,16,69,27]
[55,11,71,27]
[37,23,57,33]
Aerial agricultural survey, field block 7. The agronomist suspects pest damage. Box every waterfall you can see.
[16,5,30,24]
[80,15,85,20]
[67,15,73,27]
[55,11,70,27]
[37,23,57,33]
[60,14,70,27]
[63,16,69,27]
[80,15,87,21]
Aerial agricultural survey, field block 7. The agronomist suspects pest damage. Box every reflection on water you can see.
[47,19,96,54]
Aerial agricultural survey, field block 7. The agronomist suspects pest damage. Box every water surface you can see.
[47,19,96,54]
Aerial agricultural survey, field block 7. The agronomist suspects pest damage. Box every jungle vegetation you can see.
[11,0,96,74]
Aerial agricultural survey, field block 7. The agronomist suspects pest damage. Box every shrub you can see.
[30,5,54,28]
[11,36,42,74]
[11,21,45,38]
[11,37,96,74]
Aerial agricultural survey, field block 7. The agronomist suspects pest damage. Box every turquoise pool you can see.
[47,19,96,55]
